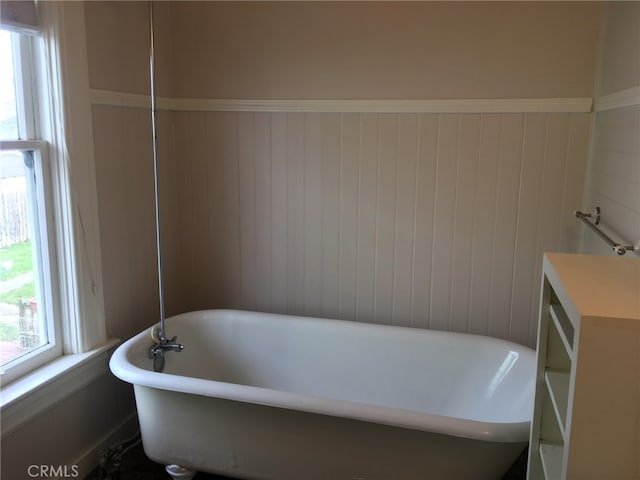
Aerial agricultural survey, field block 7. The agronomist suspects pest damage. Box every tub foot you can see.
[165,464,197,480]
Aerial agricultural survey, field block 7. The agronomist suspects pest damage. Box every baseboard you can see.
[71,411,139,480]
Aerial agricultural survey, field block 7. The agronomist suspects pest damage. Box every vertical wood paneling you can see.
[253,113,272,311]
[429,115,459,331]
[468,114,501,336]
[392,114,418,327]
[176,112,210,308]
[157,112,181,314]
[320,114,341,318]
[201,114,216,307]
[303,114,324,317]
[536,114,572,254]
[193,113,213,307]
[488,114,524,340]
[355,115,379,323]
[560,115,591,252]
[173,110,591,347]
[132,114,162,320]
[510,114,547,347]
[338,114,360,321]
[410,115,438,329]
[285,114,305,316]
[373,115,398,324]
[207,112,241,308]
[93,107,132,334]
[270,113,288,313]
[173,112,193,307]
[237,113,258,310]
[450,116,481,333]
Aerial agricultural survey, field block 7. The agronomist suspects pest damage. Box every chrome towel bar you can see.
[575,207,640,256]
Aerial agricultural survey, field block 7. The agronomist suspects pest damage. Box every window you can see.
[0,3,107,402]
[0,28,61,384]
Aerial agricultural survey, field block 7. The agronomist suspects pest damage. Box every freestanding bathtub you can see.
[109,309,535,480]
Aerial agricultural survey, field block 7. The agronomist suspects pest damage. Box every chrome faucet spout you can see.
[148,334,184,372]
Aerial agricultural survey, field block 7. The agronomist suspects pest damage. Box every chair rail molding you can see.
[90,89,593,114]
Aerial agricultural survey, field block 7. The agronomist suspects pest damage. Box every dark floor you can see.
[85,440,226,480]
[85,440,528,480]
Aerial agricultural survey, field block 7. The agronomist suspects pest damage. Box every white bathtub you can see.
[109,309,535,480]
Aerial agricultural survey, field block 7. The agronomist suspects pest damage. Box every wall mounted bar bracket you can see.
[575,207,640,256]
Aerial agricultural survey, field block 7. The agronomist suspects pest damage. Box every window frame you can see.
[0,1,107,389]
[12,31,37,140]
[0,27,64,383]
[0,141,62,383]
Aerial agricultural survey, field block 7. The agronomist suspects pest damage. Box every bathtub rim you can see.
[109,309,534,444]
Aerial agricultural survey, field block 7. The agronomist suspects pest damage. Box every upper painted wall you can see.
[85,1,173,96]
[170,1,603,99]
[597,1,640,96]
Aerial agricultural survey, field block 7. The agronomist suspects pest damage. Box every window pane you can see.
[0,149,47,366]
[0,29,18,140]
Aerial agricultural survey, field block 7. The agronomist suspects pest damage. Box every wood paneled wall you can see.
[584,106,640,256]
[84,1,601,348]
[92,106,180,340]
[582,3,640,257]
[171,111,590,347]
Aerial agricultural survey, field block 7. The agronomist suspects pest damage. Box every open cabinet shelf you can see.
[543,370,569,430]
[539,442,564,480]
[527,253,640,480]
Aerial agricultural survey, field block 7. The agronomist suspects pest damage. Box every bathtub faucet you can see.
[148,333,184,372]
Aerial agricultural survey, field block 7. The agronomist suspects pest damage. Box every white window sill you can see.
[0,338,120,438]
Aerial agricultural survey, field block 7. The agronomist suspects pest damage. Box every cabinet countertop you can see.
[543,253,640,322]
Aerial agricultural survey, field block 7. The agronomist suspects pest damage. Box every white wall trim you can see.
[90,89,593,114]
[41,1,106,354]
[595,86,640,112]
[90,89,153,109]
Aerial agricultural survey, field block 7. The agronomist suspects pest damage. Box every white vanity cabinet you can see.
[527,253,640,480]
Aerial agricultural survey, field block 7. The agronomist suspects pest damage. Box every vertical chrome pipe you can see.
[149,1,166,337]
[146,1,183,372]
